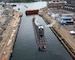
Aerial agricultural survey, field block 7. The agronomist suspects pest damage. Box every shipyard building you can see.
[66,0,75,5]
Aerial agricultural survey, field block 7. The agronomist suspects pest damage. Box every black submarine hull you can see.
[32,17,47,52]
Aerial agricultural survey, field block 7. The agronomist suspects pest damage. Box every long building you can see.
[61,0,75,12]
[47,0,67,8]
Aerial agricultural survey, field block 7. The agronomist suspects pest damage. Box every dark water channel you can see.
[10,2,73,60]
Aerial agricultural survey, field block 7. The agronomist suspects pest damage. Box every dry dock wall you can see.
[0,10,22,60]
[6,11,22,60]
[39,12,75,59]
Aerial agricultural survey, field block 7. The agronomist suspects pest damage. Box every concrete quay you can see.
[0,10,22,60]
[39,9,75,59]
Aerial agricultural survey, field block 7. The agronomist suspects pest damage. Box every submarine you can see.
[32,17,47,52]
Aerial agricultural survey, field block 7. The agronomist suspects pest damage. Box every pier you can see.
[0,7,22,60]
[39,7,75,59]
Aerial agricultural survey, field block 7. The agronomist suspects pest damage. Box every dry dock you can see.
[0,10,22,60]
[39,8,75,59]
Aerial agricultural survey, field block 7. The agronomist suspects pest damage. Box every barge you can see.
[25,10,39,15]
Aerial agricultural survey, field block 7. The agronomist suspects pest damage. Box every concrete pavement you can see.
[39,8,75,59]
[0,10,22,60]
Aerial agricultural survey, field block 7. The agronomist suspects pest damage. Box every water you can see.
[11,1,73,60]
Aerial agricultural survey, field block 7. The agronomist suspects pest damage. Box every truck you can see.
[60,17,74,25]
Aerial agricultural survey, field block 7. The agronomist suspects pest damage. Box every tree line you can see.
[9,0,35,2]
[8,0,51,2]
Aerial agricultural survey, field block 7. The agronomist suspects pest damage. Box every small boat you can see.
[11,4,16,7]
[24,5,28,8]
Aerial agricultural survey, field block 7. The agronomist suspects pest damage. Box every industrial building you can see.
[62,0,75,12]
[47,0,67,8]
